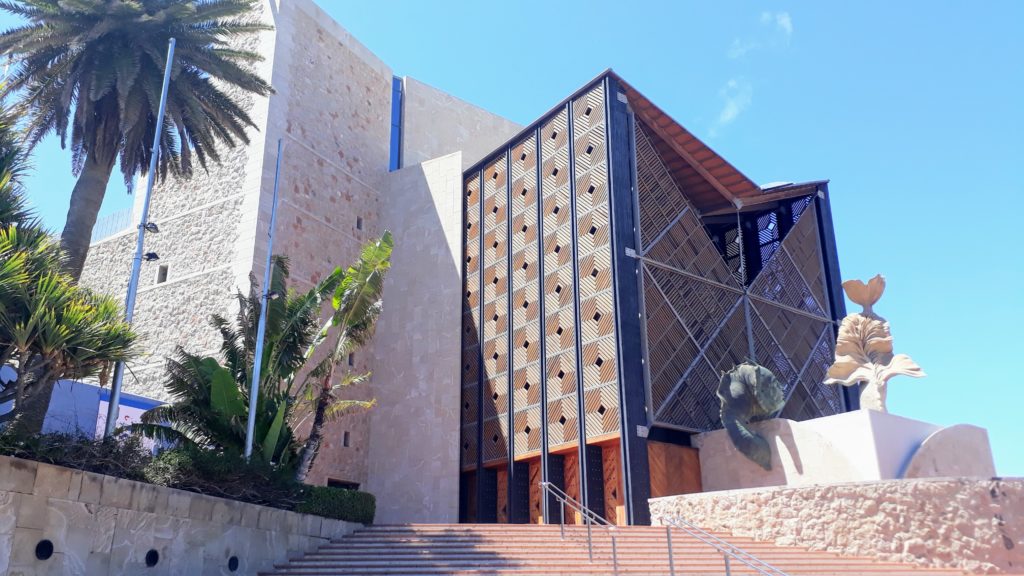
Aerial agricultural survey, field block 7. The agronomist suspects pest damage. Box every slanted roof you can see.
[613,73,767,214]
[702,180,828,216]
[463,70,824,216]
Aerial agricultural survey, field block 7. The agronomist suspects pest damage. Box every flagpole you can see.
[244,138,284,460]
[104,37,176,438]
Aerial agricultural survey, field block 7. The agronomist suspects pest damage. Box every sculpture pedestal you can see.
[694,410,995,492]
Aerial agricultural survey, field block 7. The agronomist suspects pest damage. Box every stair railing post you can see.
[559,498,564,540]
[723,552,731,576]
[611,530,619,576]
[666,525,675,576]
[586,511,593,561]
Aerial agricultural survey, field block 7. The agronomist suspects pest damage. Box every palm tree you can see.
[0,0,273,279]
[294,232,392,482]
[132,256,343,464]
[0,107,137,433]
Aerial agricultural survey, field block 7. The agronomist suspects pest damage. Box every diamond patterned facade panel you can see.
[481,156,509,465]
[510,134,543,459]
[461,174,482,469]
[573,85,620,441]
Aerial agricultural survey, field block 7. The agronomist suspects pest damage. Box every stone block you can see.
[15,494,47,530]
[77,472,103,505]
[299,513,322,537]
[0,532,11,574]
[32,464,72,499]
[0,457,38,495]
[129,481,167,514]
[8,526,44,569]
[0,491,20,535]
[66,471,83,501]
[165,489,191,518]
[99,475,134,509]
[188,494,217,523]
[257,506,287,531]
[239,502,260,528]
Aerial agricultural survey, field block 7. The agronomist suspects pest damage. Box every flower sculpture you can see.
[825,275,925,411]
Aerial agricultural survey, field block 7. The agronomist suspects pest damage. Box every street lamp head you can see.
[143,222,160,233]
[142,252,160,262]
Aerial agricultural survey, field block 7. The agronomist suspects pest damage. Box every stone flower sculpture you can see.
[825,274,925,411]
[717,361,786,471]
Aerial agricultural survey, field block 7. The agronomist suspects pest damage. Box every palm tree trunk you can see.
[60,148,117,280]
[295,380,332,484]
[9,374,57,437]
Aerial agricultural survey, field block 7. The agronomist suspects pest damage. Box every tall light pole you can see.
[244,138,285,460]
[104,38,176,438]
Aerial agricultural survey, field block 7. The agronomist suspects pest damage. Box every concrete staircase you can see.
[261,523,966,576]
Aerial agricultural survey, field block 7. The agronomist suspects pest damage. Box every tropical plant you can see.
[131,232,392,479]
[0,0,274,279]
[0,107,137,434]
[130,256,339,464]
[293,232,393,482]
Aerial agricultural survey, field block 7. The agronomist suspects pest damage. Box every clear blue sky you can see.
[9,2,1023,476]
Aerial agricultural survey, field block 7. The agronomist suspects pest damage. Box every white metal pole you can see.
[244,138,284,460]
[104,38,176,438]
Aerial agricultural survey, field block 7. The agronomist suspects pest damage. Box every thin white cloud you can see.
[710,78,753,137]
[761,11,793,39]
[718,78,753,125]
[727,38,760,59]
[731,11,793,58]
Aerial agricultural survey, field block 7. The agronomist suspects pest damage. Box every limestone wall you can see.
[649,478,1023,574]
[401,77,522,170]
[0,455,357,575]
[364,152,464,524]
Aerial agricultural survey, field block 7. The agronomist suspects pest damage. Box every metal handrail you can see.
[663,515,790,576]
[539,481,618,575]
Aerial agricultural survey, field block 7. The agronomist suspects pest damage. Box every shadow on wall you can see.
[365,152,464,524]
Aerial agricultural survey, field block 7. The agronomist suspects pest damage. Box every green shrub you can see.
[143,447,303,509]
[0,432,151,481]
[296,485,375,524]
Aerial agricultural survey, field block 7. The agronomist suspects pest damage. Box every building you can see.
[458,73,852,525]
[80,0,849,525]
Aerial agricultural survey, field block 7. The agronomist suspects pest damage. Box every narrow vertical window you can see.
[156,265,168,284]
[389,76,403,171]
[342,431,351,448]
[356,216,363,231]
[347,353,354,367]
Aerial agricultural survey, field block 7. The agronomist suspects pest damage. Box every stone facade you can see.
[78,0,520,504]
[649,477,1024,574]
[364,152,464,524]
[0,455,357,575]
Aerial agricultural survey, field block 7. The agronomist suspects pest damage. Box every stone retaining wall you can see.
[0,456,358,575]
[649,477,1022,574]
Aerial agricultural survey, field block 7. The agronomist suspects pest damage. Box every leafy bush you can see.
[0,432,151,481]
[296,485,376,524]
[0,432,376,524]
[143,447,303,509]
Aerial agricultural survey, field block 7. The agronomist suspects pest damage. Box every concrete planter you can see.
[0,455,358,575]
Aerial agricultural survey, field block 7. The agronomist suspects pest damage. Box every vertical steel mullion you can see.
[604,78,634,525]
[536,126,550,523]
[504,150,514,522]
[628,109,654,428]
[567,99,589,513]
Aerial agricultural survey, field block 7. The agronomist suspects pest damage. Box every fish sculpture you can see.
[717,361,786,471]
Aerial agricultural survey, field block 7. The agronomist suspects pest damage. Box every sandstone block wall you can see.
[0,455,357,575]
[364,152,463,524]
[649,477,1023,574]
[76,0,521,509]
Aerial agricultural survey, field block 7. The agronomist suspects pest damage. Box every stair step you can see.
[261,523,966,576]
